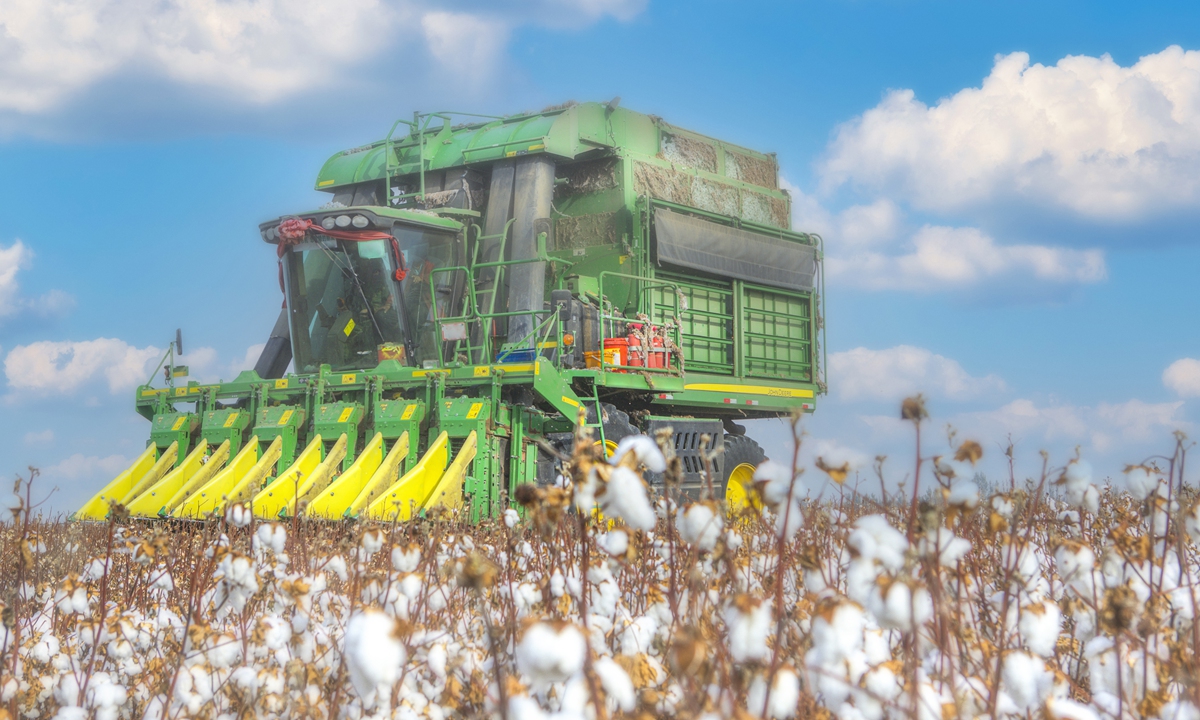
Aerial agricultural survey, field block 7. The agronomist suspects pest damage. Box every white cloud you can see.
[954,398,1188,456]
[0,241,28,315]
[827,225,1106,291]
[421,12,511,89]
[1164,358,1200,398]
[822,46,1200,221]
[4,338,161,394]
[830,345,1005,402]
[42,453,130,483]
[0,0,646,115]
[0,240,74,319]
[23,428,53,444]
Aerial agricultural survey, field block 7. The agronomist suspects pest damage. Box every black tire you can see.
[587,402,639,450]
[717,434,766,500]
[536,403,638,485]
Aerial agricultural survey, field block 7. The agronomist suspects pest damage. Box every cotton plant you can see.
[8,419,1200,720]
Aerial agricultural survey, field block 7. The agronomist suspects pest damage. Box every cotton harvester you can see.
[75,101,825,523]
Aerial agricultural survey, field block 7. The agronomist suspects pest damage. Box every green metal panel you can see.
[200,409,248,455]
[253,405,306,471]
[374,400,425,473]
[651,275,735,375]
[151,411,198,459]
[741,284,812,381]
[315,402,365,470]
[437,396,494,522]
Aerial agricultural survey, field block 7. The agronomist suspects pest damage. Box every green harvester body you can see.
[77,102,825,523]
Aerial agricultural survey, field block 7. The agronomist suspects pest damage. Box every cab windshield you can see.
[283,229,458,372]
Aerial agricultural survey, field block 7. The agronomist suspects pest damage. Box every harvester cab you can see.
[76,103,826,524]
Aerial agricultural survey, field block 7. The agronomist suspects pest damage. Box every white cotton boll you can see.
[602,465,656,531]
[920,528,971,568]
[746,667,800,719]
[991,495,1015,519]
[1046,697,1100,720]
[1019,600,1062,657]
[391,545,421,573]
[225,503,251,528]
[611,434,667,473]
[872,580,932,631]
[515,622,586,687]
[360,529,384,557]
[574,468,600,513]
[81,558,110,582]
[344,610,405,708]
[1055,543,1095,592]
[620,616,657,655]
[212,553,259,613]
[935,457,973,483]
[594,656,636,712]
[427,643,448,679]
[677,503,724,551]
[51,707,88,720]
[504,508,520,528]
[1125,466,1159,501]
[508,695,548,720]
[848,515,908,571]
[774,499,804,540]
[551,570,566,598]
[599,530,629,557]
[253,523,287,556]
[324,556,349,582]
[1160,700,1200,720]
[259,615,292,650]
[1002,651,1052,711]
[724,597,772,663]
[946,476,980,508]
[149,568,174,592]
[756,461,798,506]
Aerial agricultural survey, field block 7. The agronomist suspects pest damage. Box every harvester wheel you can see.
[720,434,765,510]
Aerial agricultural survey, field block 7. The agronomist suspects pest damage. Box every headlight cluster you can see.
[321,214,372,230]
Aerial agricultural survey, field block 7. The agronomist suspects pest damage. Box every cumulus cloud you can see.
[827,225,1106,291]
[23,429,54,444]
[0,240,73,319]
[955,398,1188,455]
[421,12,510,89]
[0,0,645,116]
[42,453,130,482]
[4,338,161,394]
[1164,358,1200,398]
[822,46,1200,221]
[830,345,1006,402]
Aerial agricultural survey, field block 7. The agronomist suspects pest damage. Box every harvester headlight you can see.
[351,215,369,229]
[321,217,336,230]
[335,215,351,228]
[267,226,279,240]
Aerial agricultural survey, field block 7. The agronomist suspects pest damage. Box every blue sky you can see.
[3,0,1199,511]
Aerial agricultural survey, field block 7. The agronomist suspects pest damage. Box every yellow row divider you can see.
[218,436,284,510]
[127,440,209,518]
[173,437,261,519]
[160,440,230,515]
[423,431,476,514]
[305,433,384,519]
[364,431,449,522]
[251,435,325,519]
[74,444,159,520]
[345,433,410,518]
[309,432,398,518]
[297,434,350,519]
[122,442,179,505]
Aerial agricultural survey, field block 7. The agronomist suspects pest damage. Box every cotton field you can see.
[3,405,1200,720]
